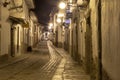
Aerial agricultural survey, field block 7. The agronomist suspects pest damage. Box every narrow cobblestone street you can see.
[1,0,120,80]
[0,41,61,80]
[0,41,90,80]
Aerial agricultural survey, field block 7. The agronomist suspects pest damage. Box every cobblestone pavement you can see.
[52,48,90,80]
[0,41,90,80]
[0,41,62,80]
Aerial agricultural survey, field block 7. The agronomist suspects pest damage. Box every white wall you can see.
[101,1,120,80]
[9,0,29,20]
[57,25,62,46]
[0,0,1,54]
[1,6,11,55]
[29,19,34,46]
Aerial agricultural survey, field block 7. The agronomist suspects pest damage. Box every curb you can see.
[47,41,63,58]
[50,43,64,58]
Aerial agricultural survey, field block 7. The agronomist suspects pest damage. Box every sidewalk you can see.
[52,48,90,80]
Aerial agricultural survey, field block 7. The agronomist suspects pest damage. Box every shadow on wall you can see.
[102,69,112,80]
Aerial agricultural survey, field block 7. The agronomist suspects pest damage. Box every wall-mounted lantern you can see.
[0,0,10,7]
[57,18,62,23]
[49,23,53,27]
[48,26,52,30]
[48,23,53,30]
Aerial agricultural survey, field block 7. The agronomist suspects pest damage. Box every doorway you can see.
[85,16,93,74]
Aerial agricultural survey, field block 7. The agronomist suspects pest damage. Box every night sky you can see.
[34,0,59,26]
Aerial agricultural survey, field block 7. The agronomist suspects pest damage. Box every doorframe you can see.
[11,23,15,57]
[98,0,102,80]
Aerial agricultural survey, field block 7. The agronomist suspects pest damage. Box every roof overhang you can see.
[9,16,29,28]
[9,16,25,23]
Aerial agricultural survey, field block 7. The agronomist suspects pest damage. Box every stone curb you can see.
[47,41,63,58]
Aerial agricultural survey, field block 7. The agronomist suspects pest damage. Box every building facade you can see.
[0,0,11,59]
[0,0,40,59]
[54,0,120,80]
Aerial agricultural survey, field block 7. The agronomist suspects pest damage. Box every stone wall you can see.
[89,0,100,80]
[101,0,120,80]
[1,5,11,57]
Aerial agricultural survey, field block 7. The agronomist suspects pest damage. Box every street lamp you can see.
[48,26,52,29]
[59,2,66,9]
[49,23,53,27]
[48,23,53,30]
[57,18,62,23]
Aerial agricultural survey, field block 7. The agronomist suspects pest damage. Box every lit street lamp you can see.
[57,18,62,23]
[48,23,53,30]
[59,2,66,9]
[48,26,52,29]
[49,23,53,27]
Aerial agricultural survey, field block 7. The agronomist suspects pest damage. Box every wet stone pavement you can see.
[0,41,61,80]
[52,48,90,80]
[0,41,90,80]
